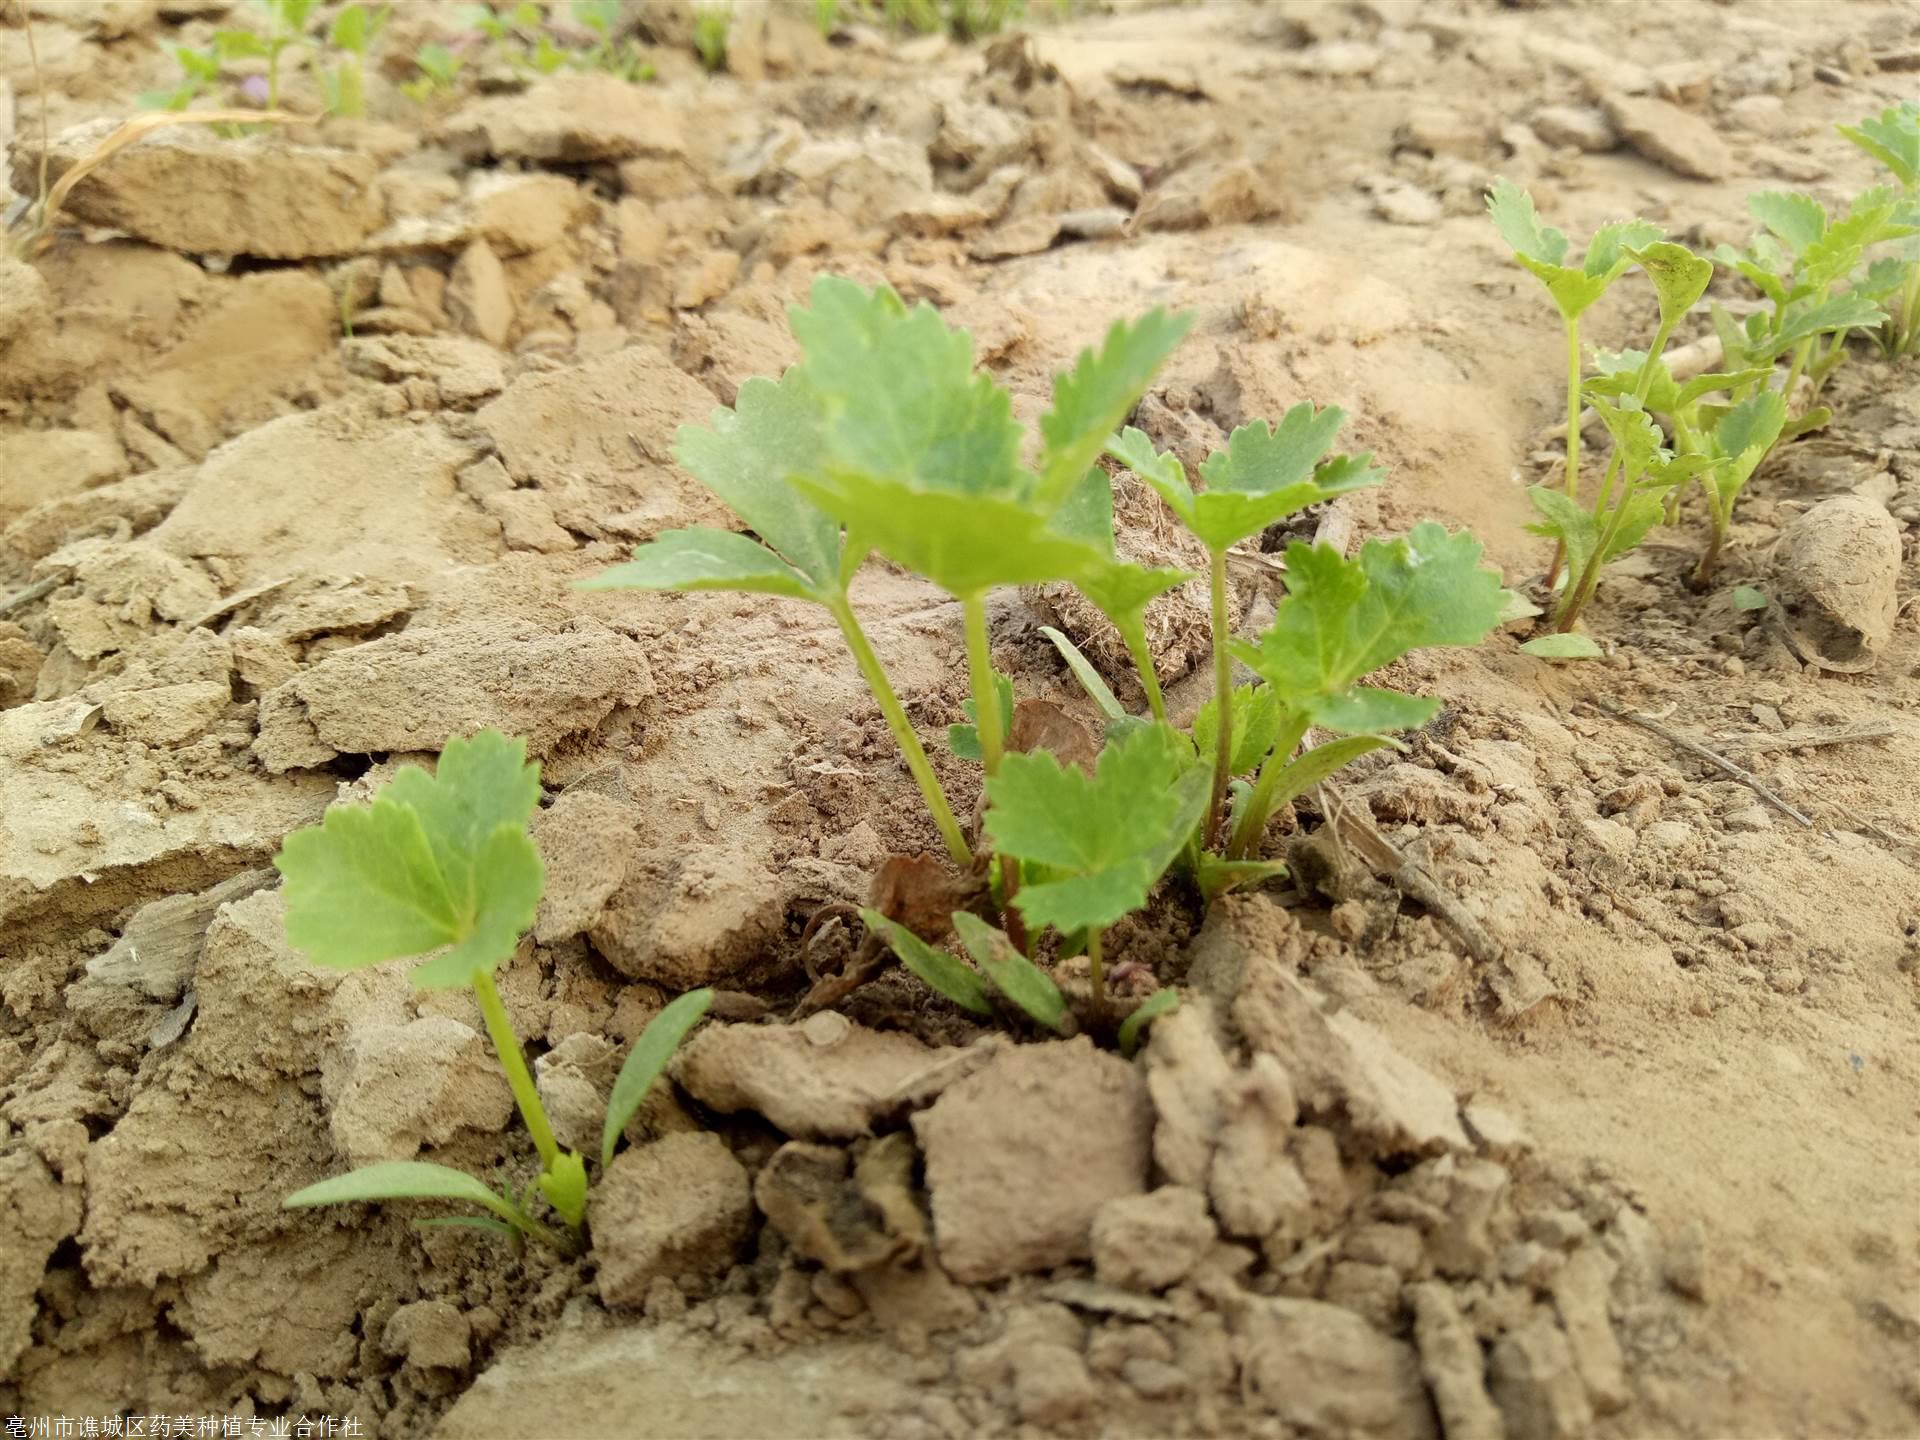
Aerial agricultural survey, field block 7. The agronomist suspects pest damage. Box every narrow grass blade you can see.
[1118,988,1179,1057]
[602,988,714,1169]
[1040,625,1126,720]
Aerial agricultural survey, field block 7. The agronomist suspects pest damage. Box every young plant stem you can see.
[961,593,1003,777]
[1226,713,1312,860]
[1122,625,1168,723]
[1205,550,1233,847]
[1690,509,1727,590]
[1546,314,1581,589]
[1781,335,1814,402]
[1559,472,1644,631]
[470,970,563,1177]
[962,592,1027,952]
[1085,927,1105,1014]
[829,597,971,867]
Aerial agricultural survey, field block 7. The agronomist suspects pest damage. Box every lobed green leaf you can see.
[275,731,544,989]
[1037,310,1194,506]
[1627,242,1714,328]
[674,369,840,590]
[1839,103,1920,187]
[1192,683,1286,776]
[580,527,819,602]
[1747,191,1827,254]
[1231,524,1509,733]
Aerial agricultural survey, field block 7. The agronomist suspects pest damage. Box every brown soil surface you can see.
[2,2,1917,1438]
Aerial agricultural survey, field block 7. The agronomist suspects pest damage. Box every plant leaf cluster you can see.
[275,730,713,1248]
[1490,157,1920,637]
[589,274,1508,1032]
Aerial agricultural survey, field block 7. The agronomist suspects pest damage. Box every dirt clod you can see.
[592,1131,753,1308]
[1090,1185,1215,1292]
[913,1036,1151,1284]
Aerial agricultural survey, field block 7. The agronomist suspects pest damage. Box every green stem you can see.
[830,596,971,867]
[1086,928,1105,1013]
[1227,714,1312,860]
[1205,550,1233,848]
[1782,335,1813,402]
[962,593,1003,777]
[1121,621,1168,723]
[1588,450,1625,522]
[472,969,561,1174]
[1564,313,1582,502]
[1558,476,1643,631]
[1544,314,1583,589]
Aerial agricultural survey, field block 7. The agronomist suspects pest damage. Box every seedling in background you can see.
[1228,523,1511,853]
[275,730,713,1249]
[1106,407,1380,846]
[572,0,656,81]
[694,3,732,72]
[1485,180,1661,586]
[1839,102,1920,356]
[321,4,391,118]
[213,0,316,112]
[401,42,464,102]
[139,45,224,111]
[1715,188,1906,406]
[1516,239,1714,637]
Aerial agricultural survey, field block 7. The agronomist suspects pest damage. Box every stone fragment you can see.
[468,171,592,256]
[476,345,727,541]
[1012,1344,1096,1427]
[1770,494,1901,672]
[99,680,228,746]
[1090,1186,1215,1292]
[1210,1054,1312,1243]
[678,1021,988,1141]
[254,618,652,771]
[322,1015,514,1166]
[0,429,125,527]
[590,844,782,988]
[442,74,689,163]
[1532,105,1617,152]
[0,255,52,349]
[1428,1159,1510,1278]
[1409,1282,1505,1440]
[0,1151,84,1373]
[383,1300,471,1371]
[1238,1298,1438,1439]
[482,489,576,553]
[592,1133,752,1307]
[1489,1315,1593,1440]
[1144,997,1233,1186]
[913,1037,1151,1283]
[448,238,514,348]
[11,122,380,258]
[1603,94,1733,179]
[1235,962,1469,1156]
[1397,108,1485,158]
[1550,1248,1629,1413]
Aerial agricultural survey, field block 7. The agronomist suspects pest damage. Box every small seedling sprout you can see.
[694,3,732,72]
[274,730,712,1248]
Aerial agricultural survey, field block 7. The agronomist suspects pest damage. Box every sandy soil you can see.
[1,2,1917,1437]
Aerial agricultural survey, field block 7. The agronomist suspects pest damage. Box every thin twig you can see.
[1592,697,1813,828]
[0,570,65,618]
[1708,724,1897,753]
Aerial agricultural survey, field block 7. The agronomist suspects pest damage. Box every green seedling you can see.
[871,0,1023,38]
[1517,239,1714,633]
[321,4,391,117]
[866,905,1178,1052]
[816,0,839,36]
[586,277,1193,875]
[213,0,316,111]
[1839,103,1920,356]
[274,730,713,1249]
[1715,188,1906,403]
[1227,524,1510,853]
[1106,407,1381,846]
[401,42,464,102]
[984,720,1211,1010]
[570,0,654,79]
[693,2,731,72]
[139,44,224,111]
[1486,180,1661,586]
